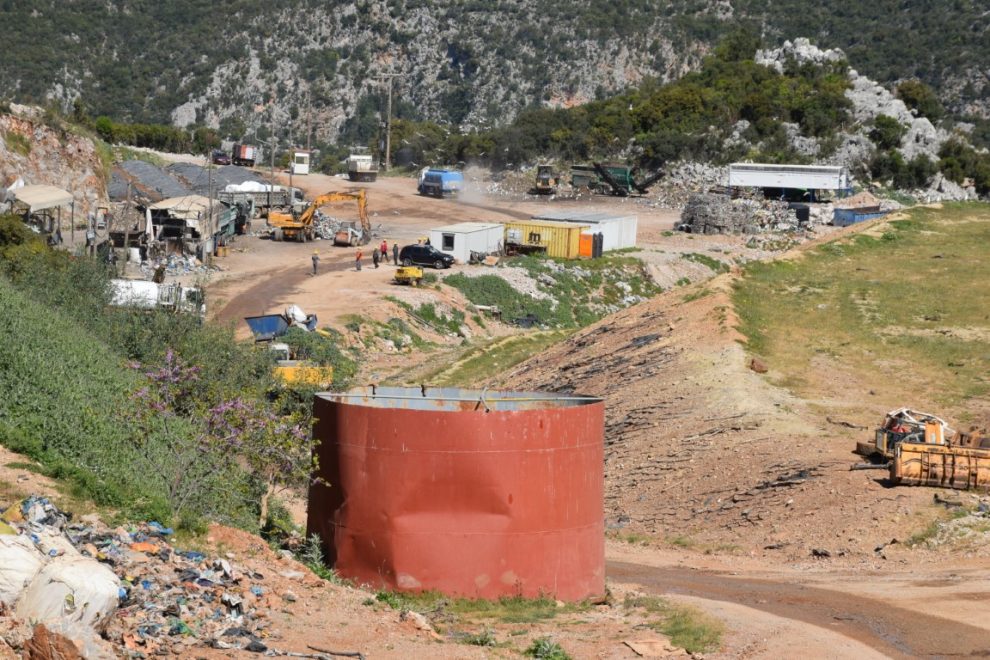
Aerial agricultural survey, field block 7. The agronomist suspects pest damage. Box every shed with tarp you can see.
[11,185,73,212]
[10,185,74,242]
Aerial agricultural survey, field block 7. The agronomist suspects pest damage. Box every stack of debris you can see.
[651,162,727,208]
[679,193,799,235]
[313,213,344,241]
[139,253,219,278]
[0,496,316,658]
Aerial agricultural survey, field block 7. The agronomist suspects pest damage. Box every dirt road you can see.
[208,169,684,336]
[609,559,990,658]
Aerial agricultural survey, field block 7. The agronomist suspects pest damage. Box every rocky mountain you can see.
[0,105,107,217]
[3,1,989,145]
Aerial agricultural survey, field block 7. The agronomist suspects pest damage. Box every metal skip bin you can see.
[307,386,605,601]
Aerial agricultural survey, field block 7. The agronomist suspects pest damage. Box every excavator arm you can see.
[270,189,370,243]
[298,190,367,228]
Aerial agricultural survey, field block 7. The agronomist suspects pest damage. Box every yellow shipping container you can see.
[503,220,588,259]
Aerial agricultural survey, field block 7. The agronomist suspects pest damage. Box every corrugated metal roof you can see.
[507,219,591,230]
[11,185,73,212]
[148,195,222,220]
[532,210,636,224]
[432,222,503,233]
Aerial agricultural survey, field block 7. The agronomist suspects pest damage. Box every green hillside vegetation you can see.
[0,215,354,529]
[3,1,987,129]
[376,31,852,171]
[733,203,990,412]
[378,31,990,193]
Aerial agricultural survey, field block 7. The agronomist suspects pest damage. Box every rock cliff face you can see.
[5,2,987,144]
[0,106,107,219]
[165,3,698,142]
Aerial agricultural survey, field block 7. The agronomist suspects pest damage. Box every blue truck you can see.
[418,169,463,198]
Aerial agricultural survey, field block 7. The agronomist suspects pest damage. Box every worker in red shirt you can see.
[380,239,389,263]
[355,249,363,271]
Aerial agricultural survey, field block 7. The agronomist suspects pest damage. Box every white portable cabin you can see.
[429,222,504,264]
[531,210,638,252]
[291,150,311,175]
[728,163,849,190]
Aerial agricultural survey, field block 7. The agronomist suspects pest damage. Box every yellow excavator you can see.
[267,189,370,244]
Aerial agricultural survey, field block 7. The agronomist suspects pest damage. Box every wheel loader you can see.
[856,408,990,489]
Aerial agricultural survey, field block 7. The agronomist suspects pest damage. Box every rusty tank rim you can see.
[318,385,602,412]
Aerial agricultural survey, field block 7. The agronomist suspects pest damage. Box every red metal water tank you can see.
[307,386,605,601]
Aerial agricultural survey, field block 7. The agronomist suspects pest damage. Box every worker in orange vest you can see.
[355,249,362,271]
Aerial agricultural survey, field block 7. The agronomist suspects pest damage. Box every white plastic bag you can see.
[0,534,45,605]
[16,557,120,632]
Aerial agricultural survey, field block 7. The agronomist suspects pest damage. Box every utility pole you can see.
[206,154,213,267]
[270,98,276,179]
[375,73,404,172]
[306,89,313,151]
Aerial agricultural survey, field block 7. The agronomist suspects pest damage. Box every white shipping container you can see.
[429,222,504,263]
[531,211,637,251]
[728,163,849,190]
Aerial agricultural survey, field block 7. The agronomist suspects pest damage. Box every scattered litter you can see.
[624,637,688,657]
[0,495,316,657]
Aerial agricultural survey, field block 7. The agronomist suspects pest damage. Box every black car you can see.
[399,244,455,269]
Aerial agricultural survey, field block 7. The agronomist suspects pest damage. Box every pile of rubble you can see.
[651,162,727,208]
[312,213,348,241]
[139,253,220,278]
[679,193,801,235]
[0,496,323,658]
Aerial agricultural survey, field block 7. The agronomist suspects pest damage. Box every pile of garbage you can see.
[679,193,802,235]
[0,496,297,658]
[139,253,219,278]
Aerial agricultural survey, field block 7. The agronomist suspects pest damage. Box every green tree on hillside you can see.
[896,80,943,122]
[869,115,907,150]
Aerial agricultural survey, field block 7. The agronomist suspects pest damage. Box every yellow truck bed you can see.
[273,361,334,388]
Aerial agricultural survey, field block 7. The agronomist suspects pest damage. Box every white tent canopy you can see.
[11,185,73,212]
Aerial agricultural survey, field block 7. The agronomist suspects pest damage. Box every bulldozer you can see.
[268,189,370,244]
[528,165,558,195]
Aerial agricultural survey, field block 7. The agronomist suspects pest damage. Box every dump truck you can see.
[418,169,463,197]
[347,151,378,182]
[232,144,258,167]
[268,189,369,244]
[856,408,990,489]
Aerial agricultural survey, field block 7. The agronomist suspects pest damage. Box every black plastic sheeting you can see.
[110,161,268,202]
[111,160,191,201]
[167,163,266,196]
